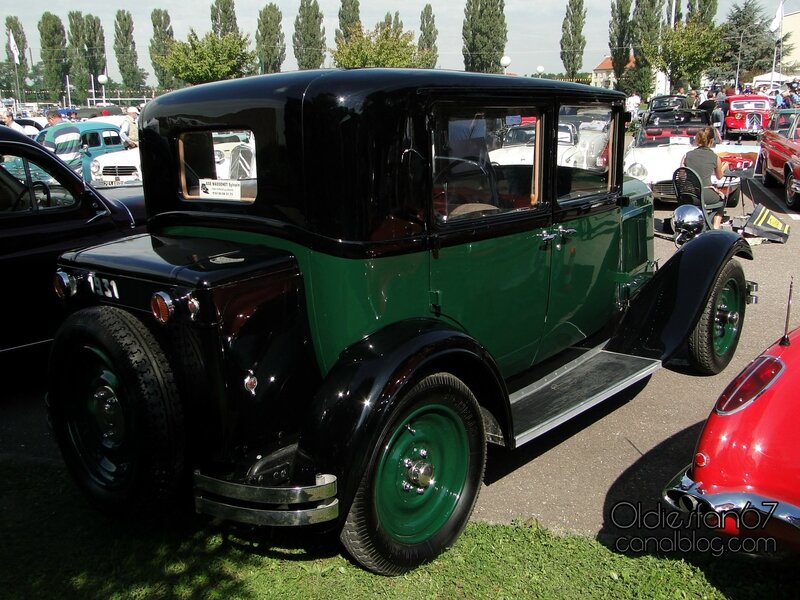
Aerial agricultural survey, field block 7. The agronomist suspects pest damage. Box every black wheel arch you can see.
[297,318,508,520]
[607,230,752,362]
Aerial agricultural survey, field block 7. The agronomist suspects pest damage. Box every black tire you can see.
[688,260,747,375]
[761,153,778,187]
[47,306,185,514]
[785,170,798,209]
[340,373,486,575]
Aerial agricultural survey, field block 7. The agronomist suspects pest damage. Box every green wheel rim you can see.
[374,403,470,544]
[65,344,131,489]
[713,278,742,356]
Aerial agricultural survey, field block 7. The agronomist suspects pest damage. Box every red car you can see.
[724,94,771,139]
[664,320,800,549]
[759,108,800,209]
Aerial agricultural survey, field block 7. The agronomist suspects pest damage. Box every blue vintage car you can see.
[35,120,126,181]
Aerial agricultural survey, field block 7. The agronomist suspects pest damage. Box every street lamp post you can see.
[97,73,108,105]
[536,65,545,78]
[500,55,511,75]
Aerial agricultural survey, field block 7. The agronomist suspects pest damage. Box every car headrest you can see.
[644,128,663,136]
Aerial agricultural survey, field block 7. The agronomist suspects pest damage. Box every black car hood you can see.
[60,233,297,288]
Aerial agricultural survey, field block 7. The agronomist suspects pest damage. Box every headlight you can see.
[90,159,101,176]
[625,162,647,178]
[214,149,225,164]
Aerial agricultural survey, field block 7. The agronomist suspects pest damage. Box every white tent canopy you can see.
[750,71,793,86]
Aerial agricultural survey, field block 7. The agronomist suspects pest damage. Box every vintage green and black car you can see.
[47,69,755,575]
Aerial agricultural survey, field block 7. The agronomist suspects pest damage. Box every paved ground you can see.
[2,164,798,544]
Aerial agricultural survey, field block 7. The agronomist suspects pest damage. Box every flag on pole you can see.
[8,30,19,65]
[770,0,785,33]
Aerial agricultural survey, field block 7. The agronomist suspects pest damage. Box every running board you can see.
[510,349,661,448]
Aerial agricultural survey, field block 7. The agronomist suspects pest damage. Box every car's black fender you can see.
[297,318,508,519]
[606,230,753,361]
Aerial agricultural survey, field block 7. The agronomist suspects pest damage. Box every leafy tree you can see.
[643,19,724,89]
[293,0,326,70]
[38,12,68,102]
[332,22,433,68]
[84,15,106,90]
[150,9,176,89]
[688,0,718,26]
[608,0,632,89]
[336,0,361,45]
[418,4,438,69]
[631,0,662,100]
[706,0,791,85]
[158,29,256,84]
[5,16,29,75]
[560,0,586,79]
[114,10,145,91]
[462,0,507,73]
[256,3,285,74]
[67,11,88,103]
[211,0,240,37]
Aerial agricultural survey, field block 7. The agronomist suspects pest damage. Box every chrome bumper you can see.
[194,471,338,526]
[662,466,800,531]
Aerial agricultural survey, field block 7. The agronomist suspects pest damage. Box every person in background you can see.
[681,127,725,229]
[682,90,697,109]
[1,110,26,133]
[697,92,717,119]
[45,109,64,128]
[625,89,641,116]
[120,106,139,149]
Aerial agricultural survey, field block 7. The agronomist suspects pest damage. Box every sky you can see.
[9,0,752,86]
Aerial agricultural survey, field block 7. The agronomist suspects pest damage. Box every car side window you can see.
[102,130,122,146]
[557,104,614,201]
[82,132,102,148]
[0,153,78,214]
[432,106,543,222]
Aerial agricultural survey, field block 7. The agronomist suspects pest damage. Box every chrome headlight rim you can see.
[625,162,648,179]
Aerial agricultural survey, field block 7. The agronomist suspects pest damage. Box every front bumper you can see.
[194,471,339,526]
[663,466,800,532]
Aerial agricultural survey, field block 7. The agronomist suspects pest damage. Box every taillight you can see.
[151,291,174,324]
[715,356,783,414]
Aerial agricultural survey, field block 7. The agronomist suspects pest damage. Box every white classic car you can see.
[623,109,758,203]
[89,147,141,187]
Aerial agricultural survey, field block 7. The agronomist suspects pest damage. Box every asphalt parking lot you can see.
[2,167,798,544]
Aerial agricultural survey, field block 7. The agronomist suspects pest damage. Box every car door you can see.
[428,100,553,378]
[534,102,622,363]
[0,142,121,352]
[764,112,798,181]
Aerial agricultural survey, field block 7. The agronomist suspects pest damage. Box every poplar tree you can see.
[38,12,68,102]
[150,9,176,89]
[418,4,438,69]
[256,3,285,73]
[629,0,663,99]
[608,0,632,90]
[462,0,507,73]
[293,0,326,70]
[5,16,29,76]
[211,0,240,37]
[114,10,145,91]
[84,15,106,90]
[688,0,718,27]
[560,0,586,80]
[336,0,361,46]
[67,11,88,103]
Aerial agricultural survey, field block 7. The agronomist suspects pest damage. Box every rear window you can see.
[178,129,257,203]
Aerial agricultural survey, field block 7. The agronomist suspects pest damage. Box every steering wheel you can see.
[11,181,51,211]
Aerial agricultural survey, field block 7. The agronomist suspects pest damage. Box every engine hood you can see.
[59,233,297,288]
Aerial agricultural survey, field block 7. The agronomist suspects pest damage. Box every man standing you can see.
[682,90,697,109]
[45,109,64,128]
[120,106,139,149]
[2,110,26,133]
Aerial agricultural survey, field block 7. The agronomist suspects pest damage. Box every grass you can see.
[2,458,798,600]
